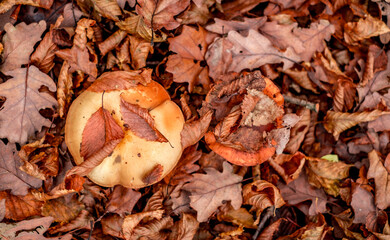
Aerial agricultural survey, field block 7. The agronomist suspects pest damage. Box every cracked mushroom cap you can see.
[65,71,185,188]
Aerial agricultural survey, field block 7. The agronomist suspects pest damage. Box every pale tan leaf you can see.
[367,150,390,210]
[122,210,164,240]
[169,213,199,240]
[206,17,266,34]
[323,110,390,140]
[182,161,243,222]
[0,21,46,72]
[98,30,127,56]
[181,110,213,149]
[74,18,95,49]
[0,66,57,143]
[0,0,53,14]
[41,195,84,222]
[57,61,73,118]
[129,36,153,69]
[136,0,190,30]
[285,108,310,154]
[92,0,122,21]
[344,15,390,45]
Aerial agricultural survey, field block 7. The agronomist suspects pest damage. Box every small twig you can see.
[252,206,275,240]
[87,220,94,240]
[282,94,319,112]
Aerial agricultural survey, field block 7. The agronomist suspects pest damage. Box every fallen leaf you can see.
[120,97,168,142]
[351,183,376,224]
[98,29,127,56]
[278,172,328,216]
[367,150,390,210]
[129,35,153,69]
[166,25,215,92]
[285,108,310,154]
[182,161,243,222]
[0,0,53,14]
[41,195,84,222]
[136,0,190,30]
[142,164,164,185]
[180,110,213,149]
[55,46,98,78]
[101,214,124,238]
[106,185,141,216]
[0,140,42,196]
[77,0,121,22]
[206,17,266,34]
[122,210,164,239]
[132,216,174,239]
[68,107,124,177]
[269,152,306,184]
[57,61,73,118]
[0,191,43,221]
[344,15,390,45]
[0,66,57,143]
[282,68,318,93]
[257,218,284,240]
[323,110,390,140]
[0,20,46,72]
[169,213,199,240]
[217,203,255,228]
[49,209,93,234]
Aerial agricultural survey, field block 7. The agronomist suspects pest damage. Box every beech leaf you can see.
[181,110,213,149]
[122,210,164,239]
[0,191,43,221]
[182,161,243,222]
[0,66,57,143]
[367,150,390,210]
[120,97,168,142]
[323,110,390,140]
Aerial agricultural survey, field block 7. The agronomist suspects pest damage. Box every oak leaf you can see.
[166,25,215,92]
[367,150,390,210]
[0,141,42,196]
[0,66,57,143]
[136,0,190,30]
[182,161,243,222]
[323,110,390,140]
[0,20,46,72]
[67,107,124,177]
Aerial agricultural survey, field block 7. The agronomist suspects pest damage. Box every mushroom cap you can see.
[65,75,185,188]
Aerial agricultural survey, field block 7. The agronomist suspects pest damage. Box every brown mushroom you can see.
[65,70,185,188]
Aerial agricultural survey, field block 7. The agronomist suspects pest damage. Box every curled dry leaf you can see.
[49,209,93,234]
[41,195,84,222]
[217,203,255,228]
[122,209,164,240]
[180,110,213,149]
[0,141,42,196]
[206,17,266,34]
[282,68,318,93]
[285,108,310,154]
[323,110,390,140]
[169,213,199,240]
[305,157,353,197]
[57,61,73,118]
[242,180,285,217]
[0,20,46,72]
[269,152,306,184]
[0,0,53,14]
[182,161,243,222]
[367,150,390,210]
[98,29,127,56]
[136,0,190,30]
[129,35,153,69]
[132,216,174,240]
[101,214,124,238]
[333,79,356,112]
[0,191,43,221]
[344,15,390,45]
[166,25,215,92]
[0,66,57,143]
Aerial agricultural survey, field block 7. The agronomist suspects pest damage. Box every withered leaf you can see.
[101,214,124,238]
[323,110,390,140]
[0,0,53,14]
[181,110,213,149]
[55,46,98,78]
[98,30,127,56]
[0,20,46,72]
[120,97,168,142]
[41,195,84,222]
[351,184,376,224]
[206,17,266,34]
[0,66,57,143]
[169,213,199,240]
[182,161,243,222]
[57,61,73,118]
[68,107,124,177]
[142,164,164,185]
[367,150,390,210]
[49,209,93,234]
[136,0,190,30]
[269,152,306,184]
[0,191,43,221]
[122,209,164,239]
[0,141,42,196]
[129,35,153,70]
[344,15,390,45]
[107,185,141,216]
[132,216,174,240]
[73,18,95,50]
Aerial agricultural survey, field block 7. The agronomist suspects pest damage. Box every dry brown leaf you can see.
[41,195,84,222]
[0,20,46,72]
[129,35,153,69]
[323,110,390,140]
[367,150,390,210]
[333,79,356,112]
[177,1,212,25]
[74,18,95,49]
[166,25,215,92]
[205,36,234,79]
[0,216,72,240]
[181,110,213,149]
[0,191,43,221]
[30,17,63,73]
[98,30,127,56]
[282,68,318,93]
[122,209,164,240]
[144,187,164,213]
[55,46,98,78]
[269,152,306,184]
[243,180,285,217]
[0,0,53,14]
[206,17,266,34]
[136,0,190,30]
[106,185,141,216]
[278,214,331,239]
[116,14,168,42]
[132,216,174,239]
[344,15,390,45]
[61,3,83,27]
[217,204,255,228]
[257,218,283,240]
[306,157,353,197]
[57,61,73,118]
[285,108,310,154]
[0,66,57,143]
[182,161,243,222]
[278,172,328,216]
[77,0,122,22]
[49,209,93,234]
[0,141,42,196]
[351,184,376,224]
[169,213,199,240]
[101,214,124,238]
